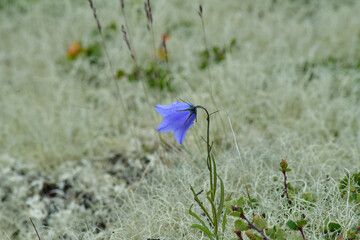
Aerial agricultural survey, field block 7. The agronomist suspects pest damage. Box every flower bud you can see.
[280,159,288,170]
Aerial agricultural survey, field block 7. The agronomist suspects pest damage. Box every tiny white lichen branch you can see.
[227,115,244,165]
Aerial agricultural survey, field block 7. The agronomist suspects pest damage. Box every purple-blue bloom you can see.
[155,101,197,144]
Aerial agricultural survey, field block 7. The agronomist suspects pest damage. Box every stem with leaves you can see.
[189,106,225,240]
[239,213,270,240]
[280,159,292,205]
[195,106,215,200]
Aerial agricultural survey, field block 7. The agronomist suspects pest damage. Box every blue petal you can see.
[157,110,190,132]
[155,101,178,117]
[156,100,197,144]
[173,112,196,144]
[155,101,191,117]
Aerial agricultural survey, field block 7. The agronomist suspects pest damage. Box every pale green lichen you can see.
[1,0,360,239]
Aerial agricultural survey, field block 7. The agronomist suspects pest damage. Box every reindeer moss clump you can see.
[0,0,360,239]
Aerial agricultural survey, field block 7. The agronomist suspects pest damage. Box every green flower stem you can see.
[207,196,218,235]
[190,105,223,240]
[195,106,216,201]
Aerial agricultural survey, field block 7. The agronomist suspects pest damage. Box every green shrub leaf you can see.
[328,222,342,233]
[253,216,267,230]
[276,228,287,240]
[234,219,249,231]
[287,220,298,230]
[296,219,308,228]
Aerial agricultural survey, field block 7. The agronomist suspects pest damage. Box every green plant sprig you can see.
[189,106,226,240]
[280,159,292,205]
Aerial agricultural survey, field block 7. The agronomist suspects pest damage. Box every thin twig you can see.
[234,230,244,240]
[30,218,42,240]
[198,5,215,105]
[119,0,138,64]
[244,185,255,216]
[144,0,157,65]
[228,116,244,164]
[162,34,169,63]
[282,170,291,203]
[2,229,11,240]
[229,115,253,215]
[299,227,306,240]
[241,215,270,240]
[121,25,138,65]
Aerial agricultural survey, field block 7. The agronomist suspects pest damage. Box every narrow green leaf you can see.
[217,176,225,223]
[191,224,215,239]
[222,211,227,233]
[212,154,217,201]
[188,205,209,231]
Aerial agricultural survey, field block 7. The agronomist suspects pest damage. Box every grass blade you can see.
[191,224,215,239]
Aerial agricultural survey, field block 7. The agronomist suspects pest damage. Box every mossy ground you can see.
[0,0,360,239]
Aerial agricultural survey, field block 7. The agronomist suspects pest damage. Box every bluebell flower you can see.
[155,101,197,144]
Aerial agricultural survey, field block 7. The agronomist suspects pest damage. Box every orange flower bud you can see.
[67,41,82,59]
[162,34,169,42]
